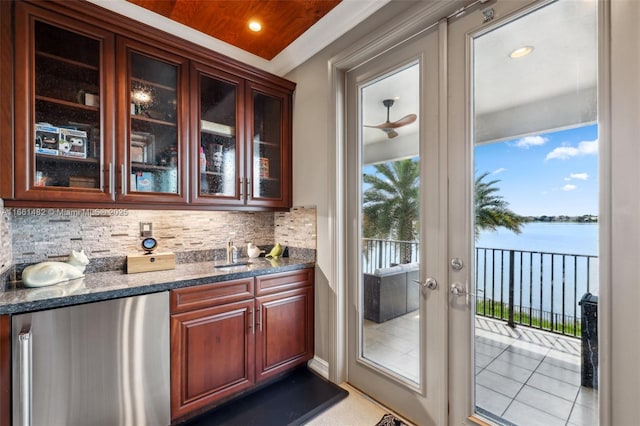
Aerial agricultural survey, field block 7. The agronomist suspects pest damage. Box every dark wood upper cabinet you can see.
[13,2,115,202]
[116,38,189,204]
[190,62,245,206]
[246,83,292,209]
[4,0,295,210]
[191,63,292,209]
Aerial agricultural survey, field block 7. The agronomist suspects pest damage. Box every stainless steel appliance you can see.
[12,292,170,426]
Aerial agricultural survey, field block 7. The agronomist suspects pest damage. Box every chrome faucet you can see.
[226,240,238,263]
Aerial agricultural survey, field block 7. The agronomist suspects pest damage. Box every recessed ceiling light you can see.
[248,21,262,32]
[509,46,534,59]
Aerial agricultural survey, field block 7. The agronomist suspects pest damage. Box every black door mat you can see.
[181,367,349,426]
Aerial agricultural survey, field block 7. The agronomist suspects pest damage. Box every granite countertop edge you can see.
[0,258,315,315]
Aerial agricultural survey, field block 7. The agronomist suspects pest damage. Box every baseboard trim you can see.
[308,356,330,380]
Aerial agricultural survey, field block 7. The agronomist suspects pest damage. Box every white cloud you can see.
[514,135,548,148]
[569,172,589,180]
[564,177,571,181]
[545,140,598,160]
[562,184,577,191]
[492,167,507,175]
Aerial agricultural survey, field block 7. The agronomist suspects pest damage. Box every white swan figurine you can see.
[247,243,263,259]
[22,249,90,288]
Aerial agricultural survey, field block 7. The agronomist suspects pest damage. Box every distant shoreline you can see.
[523,215,598,223]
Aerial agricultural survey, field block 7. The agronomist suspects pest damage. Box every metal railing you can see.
[362,239,598,337]
[362,238,420,274]
[475,248,598,337]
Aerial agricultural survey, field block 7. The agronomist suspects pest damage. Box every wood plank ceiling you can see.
[126,0,342,60]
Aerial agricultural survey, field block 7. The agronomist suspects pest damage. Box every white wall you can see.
[607,0,640,423]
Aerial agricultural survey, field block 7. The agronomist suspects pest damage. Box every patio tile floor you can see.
[362,314,598,425]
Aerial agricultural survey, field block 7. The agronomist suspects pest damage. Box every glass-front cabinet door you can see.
[117,38,188,203]
[191,63,244,205]
[13,4,115,202]
[246,83,291,208]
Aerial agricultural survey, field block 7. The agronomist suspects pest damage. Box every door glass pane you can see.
[129,53,179,194]
[360,63,420,383]
[252,93,282,199]
[34,21,101,189]
[199,75,237,197]
[472,1,598,424]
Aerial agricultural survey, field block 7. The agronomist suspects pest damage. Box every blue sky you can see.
[474,124,598,216]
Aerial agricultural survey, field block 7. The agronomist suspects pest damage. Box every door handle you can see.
[450,282,483,305]
[412,277,438,290]
[18,326,33,426]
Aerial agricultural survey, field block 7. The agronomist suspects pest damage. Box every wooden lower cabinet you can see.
[170,268,314,422]
[170,299,255,420]
[255,287,314,382]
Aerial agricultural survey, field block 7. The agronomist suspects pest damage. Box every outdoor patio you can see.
[363,314,598,425]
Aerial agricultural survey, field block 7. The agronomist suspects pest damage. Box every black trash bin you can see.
[579,292,598,389]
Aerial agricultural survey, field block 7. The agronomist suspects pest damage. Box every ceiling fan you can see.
[364,99,417,139]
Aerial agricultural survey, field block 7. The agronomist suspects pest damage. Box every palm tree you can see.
[474,171,524,238]
[362,159,419,264]
[363,165,524,259]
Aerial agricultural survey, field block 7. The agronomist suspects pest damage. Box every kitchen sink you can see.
[214,261,250,269]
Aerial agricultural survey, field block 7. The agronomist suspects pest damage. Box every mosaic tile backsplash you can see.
[0,205,316,278]
[0,202,11,273]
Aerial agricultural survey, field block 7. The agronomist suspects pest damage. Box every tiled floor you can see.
[363,311,420,383]
[305,382,413,426]
[362,313,598,425]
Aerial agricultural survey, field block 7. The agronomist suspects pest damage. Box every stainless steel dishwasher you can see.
[11,291,170,426]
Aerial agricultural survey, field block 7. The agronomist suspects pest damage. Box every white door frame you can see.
[326,0,470,386]
[343,22,448,424]
[447,1,611,424]
[327,0,612,424]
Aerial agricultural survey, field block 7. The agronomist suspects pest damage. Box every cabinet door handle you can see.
[239,177,244,198]
[251,307,255,334]
[121,164,126,193]
[107,162,113,192]
[257,306,262,332]
[18,327,32,426]
[246,178,251,199]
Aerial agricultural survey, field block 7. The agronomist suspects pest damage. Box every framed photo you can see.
[131,131,155,164]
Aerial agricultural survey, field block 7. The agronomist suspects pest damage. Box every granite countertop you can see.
[0,258,315,315]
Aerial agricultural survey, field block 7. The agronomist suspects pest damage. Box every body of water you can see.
[477,221,598,256]
[476,222,599,320]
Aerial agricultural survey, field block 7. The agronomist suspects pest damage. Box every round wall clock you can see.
[142,237,158,254]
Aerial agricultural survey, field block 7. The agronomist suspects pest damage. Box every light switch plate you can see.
[140,222,153,237]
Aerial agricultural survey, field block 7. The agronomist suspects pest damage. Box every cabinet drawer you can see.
[171,278,254,313]
[255,268,313,296]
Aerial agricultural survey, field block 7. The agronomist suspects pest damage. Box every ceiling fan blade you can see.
[363,99,416,138]
[385,114,417,129]
[363,114,417,130]
[363,123,390,129]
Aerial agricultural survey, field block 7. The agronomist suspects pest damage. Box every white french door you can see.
[345,22,448,425]
[344,0,587,424]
